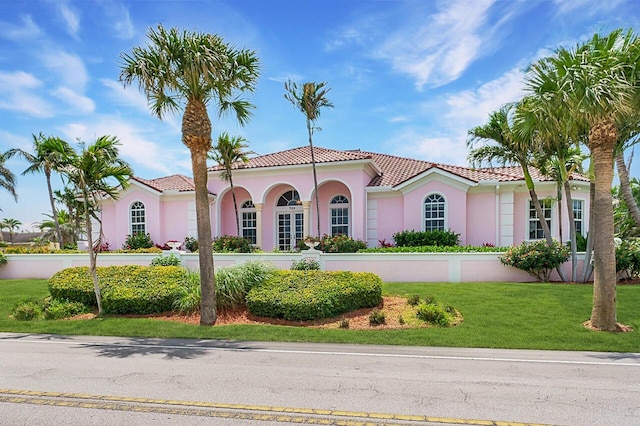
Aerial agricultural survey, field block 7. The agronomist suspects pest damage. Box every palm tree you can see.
[0,151,17,212]
[62,136,132,316]
[7,133,73,246]
[120,25,260,325]
[525,28,640,331]
[54,187,85,243]
[38,210,75,247]
[209,132,255,236]
[284,80,334,238]
[1,218,22,244]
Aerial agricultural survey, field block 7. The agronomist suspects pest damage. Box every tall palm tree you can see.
[7,133,73,246]
[525,28,640,331]
[284,80,334,238]
[209,132,255,236]
[54,187,84,243]
[62,136,132,316]
[120,25,260,325]
[0,151,17,213]
[38,210,75,247]
[1,218,22,243]
[467,103,556,247]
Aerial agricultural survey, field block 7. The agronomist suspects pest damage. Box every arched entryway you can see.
[275,189,303,251]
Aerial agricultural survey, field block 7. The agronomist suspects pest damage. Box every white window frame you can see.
[329,194,350,236]
[240,200,257,245]
[572,199,585,237]
[423,193,447,232]
[527,199,553,240]
[130,201,146,235]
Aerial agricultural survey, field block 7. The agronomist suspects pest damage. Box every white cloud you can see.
[40,50,89,91]
[0,71,53,117]
[58,2,80,38]
[101,79,149,111]
[0,15,42,41]
[389,66,527,166]
[99,1,134,39]
[553,0,626,16]
[374,0,498,89]
[51,87,95,114]
[58,117,188,176]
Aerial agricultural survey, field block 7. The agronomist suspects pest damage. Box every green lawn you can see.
[1,279,638,352]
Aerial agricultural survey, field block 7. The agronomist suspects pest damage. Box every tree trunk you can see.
[580,181,595,283]
[85,206,102,315]
[46,169,63,246]
[307,119,321,237]
[530,188,567,282]
[588,120,618,331]
[615,152,640,227]
[230,174,240,236]
[564,180,578,282]
[183,99,216,326]
[557,180,563,244]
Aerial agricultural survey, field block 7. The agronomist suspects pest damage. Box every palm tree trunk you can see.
[588,121,618,331]
[183,99,216,326]
[557,180,563,244]
[229,175,240,236]
[615,152,640,227]
[580,181,595,283]
[46,169,63,247]
[307,119,321,237]
[564,180,578,282]
[85,206,102,315]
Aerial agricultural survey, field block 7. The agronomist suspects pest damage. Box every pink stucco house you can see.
[98,146,590,251]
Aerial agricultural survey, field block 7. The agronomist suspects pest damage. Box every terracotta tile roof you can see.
[132,174,196,192]
[208,146,372,171]
[206,145,588,187]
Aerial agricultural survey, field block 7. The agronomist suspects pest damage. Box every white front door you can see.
[277,211,303,251]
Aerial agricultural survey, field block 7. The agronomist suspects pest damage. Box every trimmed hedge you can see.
[358,245,507,253]
[246,270,382,321]
[48,265,187,314]
[393,229,460,247]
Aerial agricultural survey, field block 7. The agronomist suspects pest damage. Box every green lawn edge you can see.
[1,279,638,352]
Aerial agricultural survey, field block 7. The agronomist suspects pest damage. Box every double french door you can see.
[277,212,303,251]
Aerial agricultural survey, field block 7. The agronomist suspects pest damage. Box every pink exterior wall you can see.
[160,199,192,244]
[466,190,496,246]
[373,195,404,245]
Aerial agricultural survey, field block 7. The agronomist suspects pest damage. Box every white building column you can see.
[302,201,311,237]
[255,202,263,248]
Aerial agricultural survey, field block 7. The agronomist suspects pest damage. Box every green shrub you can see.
[150,254,181,266]
[44,299,89,320]
[0,252,6,265]
[184,236,198,252]
[369,309,386,326]
[616,239,640,280]
[358,245,506,253]
[406,294,421,306]
[291,258,320,270]
[393,229,460,247]
[216,260,277,309]
[415,302,454,326]
[339,318,350,329]
[500,240,570,281]
[5,246,28,254]
[246,270,382,321]
[123,233,154,250]
[115,247,163,254]
[318,234,367,253]
[48,265,188,314]
[173,269,201,314]
[212,235,254,253]
[12,300,44,321]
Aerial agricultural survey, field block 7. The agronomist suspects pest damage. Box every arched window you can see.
[330,195,349,236]
[130,201,146,235]
[241,200,257,245]
[277,190,301,206]
[424,194,446,231]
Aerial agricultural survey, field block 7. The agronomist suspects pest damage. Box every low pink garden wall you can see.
[0,252,587,283]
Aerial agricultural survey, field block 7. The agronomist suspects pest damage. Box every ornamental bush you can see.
[393,229,460,247]
[500,240,570,282]
[150,254,181,266]
[290,258,321,270]
[358,245,506,253]
[48,265,188,314]
[123,233,154,250]
[0,252,6,265]
[212,235,254,253]
[615,239,640,280]
[184,236,198,252]
[318,234,367,253]
[246,270,382,321]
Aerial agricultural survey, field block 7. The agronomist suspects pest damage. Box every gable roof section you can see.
[132,174,196,193]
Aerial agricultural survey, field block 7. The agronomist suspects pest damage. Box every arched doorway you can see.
[275,190,303,251]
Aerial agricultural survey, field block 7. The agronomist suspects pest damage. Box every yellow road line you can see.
[0,388,555,426]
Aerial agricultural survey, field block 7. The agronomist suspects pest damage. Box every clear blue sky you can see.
[1,0,639,229]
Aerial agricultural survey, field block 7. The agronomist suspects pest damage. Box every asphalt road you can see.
[0,332,639,425]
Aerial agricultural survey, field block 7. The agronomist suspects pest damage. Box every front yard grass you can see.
[0,279,638,352]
